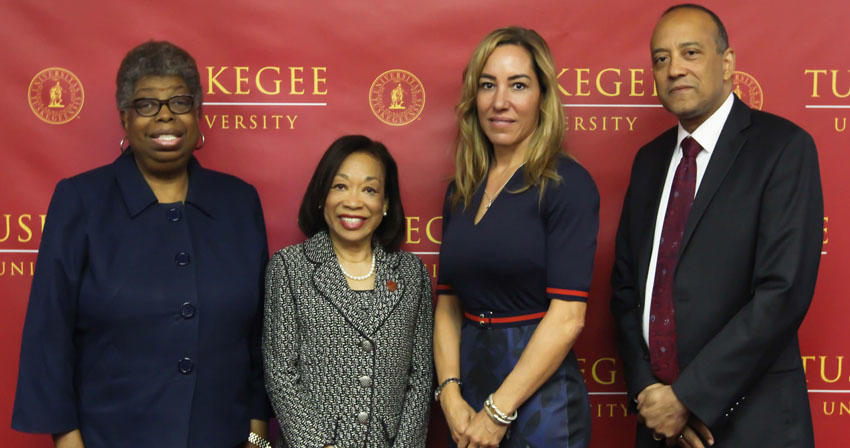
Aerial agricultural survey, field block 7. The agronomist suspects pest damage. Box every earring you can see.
[383,210,387,216]
[119,136,129,152]
[195,132,205,149]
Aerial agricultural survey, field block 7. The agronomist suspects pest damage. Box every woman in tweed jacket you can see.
[263,135,434,448]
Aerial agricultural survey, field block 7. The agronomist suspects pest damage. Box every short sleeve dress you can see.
[437,155,598,448]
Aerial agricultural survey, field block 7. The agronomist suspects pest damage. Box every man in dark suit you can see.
[611,4,822,447]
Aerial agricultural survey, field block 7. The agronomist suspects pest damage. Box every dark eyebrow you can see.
[479,73,532,81]
[652,41,704,56]
[335,173,380,182]
[677,41,703,49]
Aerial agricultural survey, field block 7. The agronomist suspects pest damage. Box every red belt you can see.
[464,311,546,325]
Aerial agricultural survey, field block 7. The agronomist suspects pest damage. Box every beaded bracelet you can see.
[434,377,462,402]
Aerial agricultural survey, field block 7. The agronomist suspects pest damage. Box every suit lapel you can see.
[680,97,752,252]
[306,232,372,336]
[364,244,405,335]
[305,231,406,336]
[636,129,678,301]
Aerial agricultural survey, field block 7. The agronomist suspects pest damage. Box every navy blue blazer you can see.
[13,150,271,447]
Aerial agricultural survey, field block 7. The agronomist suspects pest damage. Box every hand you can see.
[53,430,85,448]
[637,383,689,439]
[667,415,714,447]
[461,409,509,448]
[244,419,269,448]
[440,391,476,446]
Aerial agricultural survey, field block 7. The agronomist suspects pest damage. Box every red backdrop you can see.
[2,0,848,446]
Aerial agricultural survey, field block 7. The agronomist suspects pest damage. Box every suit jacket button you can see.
[167,207,182,223]
[180,302,196,319]
[357,411,369,424]
[178,357,194,374]
[175,251,191,267]
[360,339,373,352]
[359,375,372,387]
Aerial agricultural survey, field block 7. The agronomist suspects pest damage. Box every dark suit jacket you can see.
[13,150,270,447]
[611,96,822,447]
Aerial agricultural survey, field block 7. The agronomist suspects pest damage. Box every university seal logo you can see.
[28,67,85,125]
[732,70,763,111]
[369,69,425,126]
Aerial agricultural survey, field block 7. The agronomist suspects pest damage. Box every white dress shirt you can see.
[642,93,735,344]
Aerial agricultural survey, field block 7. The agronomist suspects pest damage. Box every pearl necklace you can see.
[339,253,375,280]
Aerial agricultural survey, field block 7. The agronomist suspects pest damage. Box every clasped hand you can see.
[637,383,714,447]
[442,396,508,448]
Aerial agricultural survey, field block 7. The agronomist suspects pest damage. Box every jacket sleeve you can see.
[248,187,272,420]
[12,179,87,433]
[672,129,823,429]
[610,181,659,407]
[392,259,434,448]
[263,252,337,447]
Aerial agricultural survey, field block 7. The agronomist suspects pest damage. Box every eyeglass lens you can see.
[132,96,194,116]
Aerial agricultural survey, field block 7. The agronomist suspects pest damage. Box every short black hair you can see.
[298,135,405,252]
[116,41,203,111]
[663,3,729,53]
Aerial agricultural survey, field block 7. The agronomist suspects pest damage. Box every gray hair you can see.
[115,41,203,111]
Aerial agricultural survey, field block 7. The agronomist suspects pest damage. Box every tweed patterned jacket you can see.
[263,231,433,448]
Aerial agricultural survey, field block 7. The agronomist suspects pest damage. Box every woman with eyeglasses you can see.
[12,41,271,448]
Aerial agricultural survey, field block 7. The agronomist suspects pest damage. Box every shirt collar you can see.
[114,150,215,218]
[676,92,735,154]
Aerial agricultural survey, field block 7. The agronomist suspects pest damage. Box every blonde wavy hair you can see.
[452,26,566,209]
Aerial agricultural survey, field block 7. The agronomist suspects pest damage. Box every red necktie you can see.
[649,136,702,384]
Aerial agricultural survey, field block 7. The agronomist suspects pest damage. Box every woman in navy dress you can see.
[433,27,599,448]
[12,41,271,448]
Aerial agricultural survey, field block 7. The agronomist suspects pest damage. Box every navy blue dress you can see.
[12,150,270,447]
[438,155,598,448]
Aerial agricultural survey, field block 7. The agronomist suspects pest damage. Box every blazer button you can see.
[178,357,194,374]
[180,302,196,319]
[357,411,369,424]
[175,251,191,267]
[359,375,372,387]
[360,339,373,352]
[167,207,182,223]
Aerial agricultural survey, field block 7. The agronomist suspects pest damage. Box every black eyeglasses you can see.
[130,95,195,117]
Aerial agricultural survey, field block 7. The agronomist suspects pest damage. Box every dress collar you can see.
[114,149,216,218]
